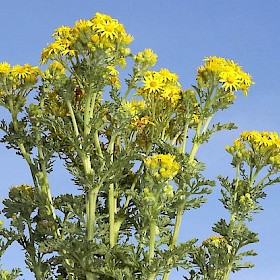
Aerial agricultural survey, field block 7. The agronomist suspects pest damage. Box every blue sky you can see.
[0,1,280,279]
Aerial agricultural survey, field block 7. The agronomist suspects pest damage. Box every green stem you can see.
[86,188,99,241]
[148,220,156,264]
[66,100,80,137]
[123,72,138,100]
[162,206,184,280]
[148,272,157,280]
[36,132,57,221]
[180,121,189,154]
[109,183,116,247]
[8,99,39,188]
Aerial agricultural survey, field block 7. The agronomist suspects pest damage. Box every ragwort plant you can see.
[0,13,279,280]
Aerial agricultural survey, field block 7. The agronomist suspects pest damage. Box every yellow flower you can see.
[134,48,157,67]
[10,64,41,84]
[9,184,34,198]
[228,131,280,168]
[197,56,254,95]
[0,62,11,75]
[143,71,163,94]
[144,154,180,181]
[73,19,93,32]
[52,25,72,38]
[131,115,153,130]
[49,61,65,74]
[219,71,240,91]
[158,68,179,83]
[41,42,64,64]
[160,84,182,104]
[203,56,227,73]
[122,99,146,116]
[11,64,31,79]
[202,236,231,252]
[116,57,127,68]
[119,33,134,45]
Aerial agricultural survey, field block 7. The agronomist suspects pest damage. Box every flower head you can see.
[144,154,180,181]
[134,48,157,68]
[143,71,163,94]
[197,56,254,95]
[0,62,11,75]
[226,131,280,168]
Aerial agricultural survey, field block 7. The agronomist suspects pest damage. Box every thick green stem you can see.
[86,188,99,241]
[147,220,157,280]
[66,100,80,137]
[180,122,189,153]
[170,206,184,250]
[36,131,57,222]
[109,183,116,247]
[148,220,156,264]
[162,206,184,280]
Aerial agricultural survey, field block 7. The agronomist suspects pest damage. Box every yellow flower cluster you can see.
[121,99,146,116]
[0,63,41,98]
[9,184,34,198]
[0,63,41,83]
[107,65,121,89]
[144,154,180,181]
[197,56,254,95]
[202,235,232,253]
[202,235,228,248]
[0,62,11,75]
[130,115,154,131]
[226,131,280,167]
[41,13,133,64]
[133,48,158,69]
[139,69,182,105]
[239,192,254,207]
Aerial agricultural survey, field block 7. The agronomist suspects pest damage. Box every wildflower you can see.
[97,21,119,40]
[0,62,11,75]
[131,115,153,130]
[202,235,227,247]
[202,235,231,253]
[197,56,254,95]
[134,48,157,67]
[160,84,182,104]
[143,71,163,94]
[49,61,65,74]
[73,19,93,32]
[10,64,41,85]
[144,154,180,181]
[9,184,34,199]
[121,99,146,116]
[227,131,280,168]
[219,71,240,92]
[158,68,179,83]
[52,25,72,38]
[11,64,32,79]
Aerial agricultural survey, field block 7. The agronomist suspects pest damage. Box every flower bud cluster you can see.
[133,48,157,69]
[9,184,34,199]
[202,235,230,251]
[239,193,255,212]
[42,61,66,80]
[144,154,180,182]
[226,131,280,168]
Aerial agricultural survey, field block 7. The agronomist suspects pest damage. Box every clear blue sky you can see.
[0,1,280,279]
